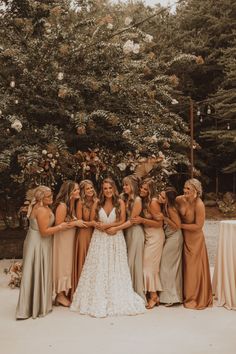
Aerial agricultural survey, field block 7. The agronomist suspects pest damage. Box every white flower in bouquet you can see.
[57,72,64,80]
[117,162,126,171]
[171,99,179,105]
[42,149,47,155]
[144,34,153,43]
[124,17,132,26]
[10,80,15,88]
[11,119,22,132]
[107,23,113,30]
[133,43,140,54]
[123,40,134,54]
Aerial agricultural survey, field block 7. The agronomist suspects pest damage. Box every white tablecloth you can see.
[212,220,236,310]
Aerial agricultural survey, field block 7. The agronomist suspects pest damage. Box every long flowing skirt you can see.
[71,228,145,317]
[159,227,183,304]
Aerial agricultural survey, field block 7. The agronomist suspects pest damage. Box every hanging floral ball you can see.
[15,99,19,104]
[57,72,64,80]
[11,119,22,132]
[163,141,170,149]
[10,81,15,88]
[42,150,48,155]
[77,126,86,135]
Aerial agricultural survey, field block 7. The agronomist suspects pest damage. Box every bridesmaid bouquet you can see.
[4,261,23,289]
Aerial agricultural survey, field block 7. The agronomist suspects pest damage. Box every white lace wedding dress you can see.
[70,207,145,317]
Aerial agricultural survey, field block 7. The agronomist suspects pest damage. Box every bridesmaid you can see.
[132,178,165,309]
[158,187,183,306]
[53,180,85,307]
[16,186,71,319]
[107,175,145,301]
[71,179,97,300]
[176,178,213,309]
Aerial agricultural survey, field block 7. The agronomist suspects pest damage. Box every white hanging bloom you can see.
[15,99,19,104]
[122,129,131,138]
[117,162,126,171]
[11,119,22,132]
[150,134,158,143]
[57,72,64,80]
[10,81,15,88]
[42,149,48,155]
[123,40,134,55]
[124,17,132,26]
[107,23,113,30]
[133,43,140,54]
[144,34,153,43]
[171,99,179,105]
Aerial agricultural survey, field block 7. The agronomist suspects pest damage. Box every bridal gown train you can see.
[70,207,145,317]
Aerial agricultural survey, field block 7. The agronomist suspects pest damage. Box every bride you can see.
[70,178,145,317]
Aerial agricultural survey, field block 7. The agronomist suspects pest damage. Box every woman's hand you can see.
[96,222,110,231]
[154,213,164,221]
[131,216,143,225]
[69,219,87,228]
[106,227,118,235]
[59,222,74,230]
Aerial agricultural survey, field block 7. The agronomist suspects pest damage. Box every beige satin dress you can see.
[143,210,165,293]
[16,215,54,319]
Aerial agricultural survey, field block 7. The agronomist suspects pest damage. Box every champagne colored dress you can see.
[181,212,213,309]
[125,223,145,301]
[159,224,183,304]
[16,215,54,319]
[143,211,165,293]
[70,208,145,317]
[71,206,93,300]
[53,205,76,295]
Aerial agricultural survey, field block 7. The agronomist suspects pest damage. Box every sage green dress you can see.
[16,215,54,319]
[159,224,183,304]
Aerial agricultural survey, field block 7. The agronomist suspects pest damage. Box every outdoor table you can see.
[212,220,236,310]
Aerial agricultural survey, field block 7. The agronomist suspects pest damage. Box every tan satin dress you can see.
[143,210,165,293]
[71,206,93,300]
[180,206,213,309]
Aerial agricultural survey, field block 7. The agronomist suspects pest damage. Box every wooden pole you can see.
[190,98,194,178]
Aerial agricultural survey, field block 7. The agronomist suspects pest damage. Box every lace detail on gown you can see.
[70,208,145,317]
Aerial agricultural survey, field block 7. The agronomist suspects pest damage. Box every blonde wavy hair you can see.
[27,185,51,217]
[79,179,97,208]
[185,178,203,198]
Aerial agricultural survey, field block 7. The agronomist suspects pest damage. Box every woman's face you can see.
[103,182,114,199]
[43,190,53,206]
[84,183,94,198]
[158,191,166,204]
[71,183,80,200]
[183,182,196,199]
[140,183,149,198]
[123,181,132,195]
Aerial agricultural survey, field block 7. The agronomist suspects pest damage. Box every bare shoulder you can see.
[134,196,142,204]
[57,202,67,211]
[36,206,50,217]
[196,198,205,209]
[119,198,125,207]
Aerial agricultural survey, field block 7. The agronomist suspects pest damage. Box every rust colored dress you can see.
[180,207,213,309]
[70,206,93,300]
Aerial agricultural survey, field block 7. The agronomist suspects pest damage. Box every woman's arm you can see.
[106,197,142,234]
[132,199,163,228]
[36,207,70,237]
[164,207,181,230]
[181,199,205,231]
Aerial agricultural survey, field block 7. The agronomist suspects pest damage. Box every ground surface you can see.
[1,219,236,354]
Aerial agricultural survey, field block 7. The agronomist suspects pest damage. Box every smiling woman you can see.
[176,179,213,310]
